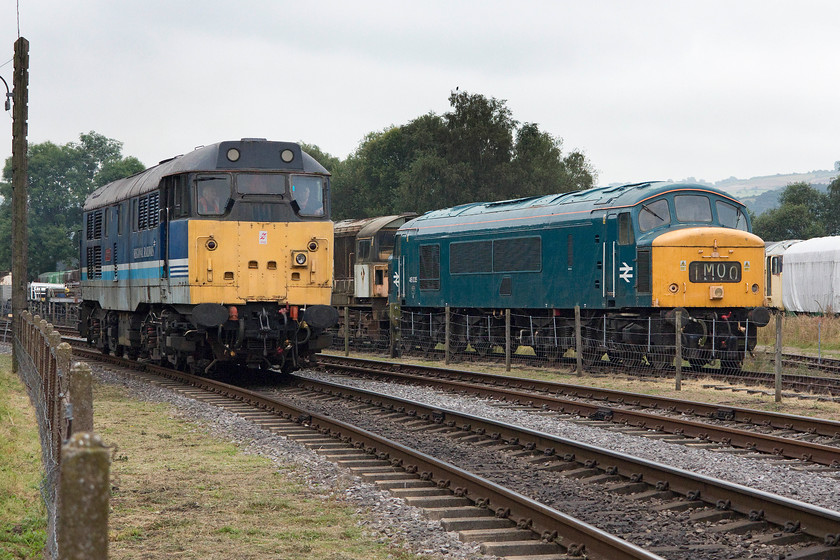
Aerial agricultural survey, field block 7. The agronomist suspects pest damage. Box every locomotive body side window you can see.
[419,244,440,291]
[638,199,670,232]
[675,195,712,222]
[716,201,748,231]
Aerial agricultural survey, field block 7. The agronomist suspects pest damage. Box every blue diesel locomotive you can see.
[391,181,771,372]
[79,139,338,374]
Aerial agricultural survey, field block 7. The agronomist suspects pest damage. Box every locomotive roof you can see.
[400,181,746,234]
[334,213,418,237]
[84,139,329,211]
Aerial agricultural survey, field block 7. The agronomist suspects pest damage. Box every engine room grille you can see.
[87,245,103,279]
[493,236,541,272]
[86,210,103,240]
[450,240,492,274]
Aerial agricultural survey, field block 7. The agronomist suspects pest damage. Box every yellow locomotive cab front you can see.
[650,227,765,309]
[188,220,333,306]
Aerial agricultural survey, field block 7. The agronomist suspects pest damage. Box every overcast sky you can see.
[1,1,838,187]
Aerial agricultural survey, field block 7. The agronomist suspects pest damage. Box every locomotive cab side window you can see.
[166,175,191,219]
[195,175,231,216]
[357,239,371,262]
[638,199,670,232]
[675,194,712,223]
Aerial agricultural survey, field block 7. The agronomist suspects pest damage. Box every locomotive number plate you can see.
[688,261,741,283]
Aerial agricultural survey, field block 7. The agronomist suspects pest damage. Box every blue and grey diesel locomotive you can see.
[391,181,771,372]
[79,139,338,374]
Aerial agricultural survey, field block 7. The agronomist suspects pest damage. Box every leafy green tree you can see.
[0,131,144,277]
[330,91,595,219]
[752,181,828,241]
[825,175,840,236]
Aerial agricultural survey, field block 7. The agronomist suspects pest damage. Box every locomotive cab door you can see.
[159,181,173,302]
[603,212,636,307]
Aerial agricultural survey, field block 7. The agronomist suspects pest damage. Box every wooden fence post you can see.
[57,433,109,560]
[505,309,511,372]
[344,306,350,357]
[675,310,682,391]
[775,312,783,403]
[574,306,582,376]
[444,306,451,365]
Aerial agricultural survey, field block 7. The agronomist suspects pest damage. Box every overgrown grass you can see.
[756,313,840,354]
[0,354,47,560]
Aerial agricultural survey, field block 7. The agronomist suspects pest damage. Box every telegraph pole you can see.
[11,36,29,372]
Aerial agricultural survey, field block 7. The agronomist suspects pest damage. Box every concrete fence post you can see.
[57,433,109,560]
[69,363,94,434]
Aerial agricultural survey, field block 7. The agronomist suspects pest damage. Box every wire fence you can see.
[328,306,840,398]
[13,311,106,559]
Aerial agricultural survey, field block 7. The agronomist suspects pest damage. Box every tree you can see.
[330,90,596,219]
[825,175,840,236]
[751,181,828,241]
[0,131,144,277]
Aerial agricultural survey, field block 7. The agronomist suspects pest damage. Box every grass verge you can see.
[95,381,434,560]
[0,354,47,560]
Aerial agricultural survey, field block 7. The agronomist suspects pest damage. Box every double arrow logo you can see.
[619,262,634,283]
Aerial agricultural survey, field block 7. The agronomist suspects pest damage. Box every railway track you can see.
[316,354,840,468]
[67,342,664,560]
[276,373,840,558]
[67,339,840,558]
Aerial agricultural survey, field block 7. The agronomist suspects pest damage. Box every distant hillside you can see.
[682,169,838,216]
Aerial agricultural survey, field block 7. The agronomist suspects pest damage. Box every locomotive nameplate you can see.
[688,261,741,283]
